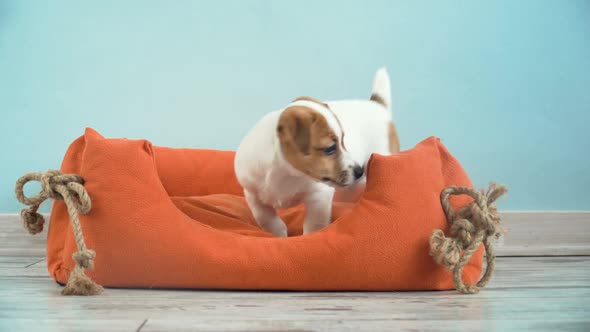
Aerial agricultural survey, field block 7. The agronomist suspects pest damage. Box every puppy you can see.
[234,68,399,237]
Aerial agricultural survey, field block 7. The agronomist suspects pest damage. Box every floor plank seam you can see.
[24,258,45,268]
[135,318,148,332]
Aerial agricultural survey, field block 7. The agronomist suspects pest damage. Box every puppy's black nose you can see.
[353,165,364,180]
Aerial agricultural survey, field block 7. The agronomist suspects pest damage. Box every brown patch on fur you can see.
[370,93,387,107]
[388,121,400,154]
[293,96,330,109]
[278,105,349,184]
[326,109,347,151]
[292,95,347,150]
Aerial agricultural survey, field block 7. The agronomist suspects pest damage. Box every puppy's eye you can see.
[323,144,337,156]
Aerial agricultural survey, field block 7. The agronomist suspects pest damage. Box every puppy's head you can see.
[277,96,363,187]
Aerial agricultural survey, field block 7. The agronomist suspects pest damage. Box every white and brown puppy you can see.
[234,68,399,237]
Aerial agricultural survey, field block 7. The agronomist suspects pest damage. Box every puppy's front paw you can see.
[265,219,288,237]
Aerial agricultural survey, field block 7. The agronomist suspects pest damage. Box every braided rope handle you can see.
[15,170,103,295]
[429,183,507,294]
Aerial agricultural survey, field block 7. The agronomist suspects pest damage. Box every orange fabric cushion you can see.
[47,128,482,290]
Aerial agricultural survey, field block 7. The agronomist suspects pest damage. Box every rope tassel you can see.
[15,170,103,296]
[429,183,508,294]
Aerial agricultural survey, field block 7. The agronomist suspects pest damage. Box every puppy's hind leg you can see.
[244,190,288,237]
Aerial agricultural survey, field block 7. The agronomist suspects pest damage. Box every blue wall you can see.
[1,0,589,212]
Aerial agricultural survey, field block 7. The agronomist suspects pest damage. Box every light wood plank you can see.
[0,257,588,331]
[0,214,46,257]
[0,319,146,332]
[0,258,47,278]
[0,256,43,265]
[140,318,590,332]
[497,211,590,256]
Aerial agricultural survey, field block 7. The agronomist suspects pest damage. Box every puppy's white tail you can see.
[370,67,391,109]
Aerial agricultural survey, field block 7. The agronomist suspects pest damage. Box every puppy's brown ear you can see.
[278,106,317,155]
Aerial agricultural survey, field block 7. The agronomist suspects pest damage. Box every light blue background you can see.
[1,0,589,212]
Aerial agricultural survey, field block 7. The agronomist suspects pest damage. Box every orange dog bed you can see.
[16,128,507,295]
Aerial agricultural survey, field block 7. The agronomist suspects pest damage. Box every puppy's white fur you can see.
[234,68,395,237]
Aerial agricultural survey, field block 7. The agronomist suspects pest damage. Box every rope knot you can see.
[450,218,475,246]
[39,170,65,199]
[20,209,45,235]
[15,170,90,212]
[429,230,462,269]
[73,249,96,269]
[429,183,508,294]
[15,170,102,295]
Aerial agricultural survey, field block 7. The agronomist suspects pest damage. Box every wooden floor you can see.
[1,213,589,331]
